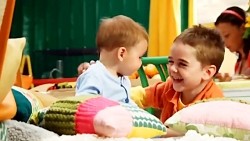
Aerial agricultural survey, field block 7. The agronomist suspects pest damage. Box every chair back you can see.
[138,56,169,87]
[137,56,169,115]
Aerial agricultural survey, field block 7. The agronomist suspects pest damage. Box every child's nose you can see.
[169,64,178,73]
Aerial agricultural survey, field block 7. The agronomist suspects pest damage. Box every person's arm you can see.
[75,72,102,96]
[131,79,171,108]
[131,86,146,108]
[144,81,169,108]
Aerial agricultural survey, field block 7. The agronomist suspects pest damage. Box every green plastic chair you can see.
[137,56,169,115]
[138,56,169,87]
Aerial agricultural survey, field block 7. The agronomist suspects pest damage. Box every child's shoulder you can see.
[85,61,104,73]
[77,64,103,80]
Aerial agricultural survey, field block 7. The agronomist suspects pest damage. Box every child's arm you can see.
[144,81,169,108]
[131,86,146,108]
[131,79,170,108]
[75,72,102,95]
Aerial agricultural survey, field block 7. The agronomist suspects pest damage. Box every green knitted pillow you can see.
[42,95,167,138]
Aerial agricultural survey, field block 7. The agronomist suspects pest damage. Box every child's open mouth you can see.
[172,77,183,83]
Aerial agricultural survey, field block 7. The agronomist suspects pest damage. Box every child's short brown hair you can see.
[96,15,148,52]
[174,25,225,74]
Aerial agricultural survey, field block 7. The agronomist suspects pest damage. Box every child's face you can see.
[168,42,207,94]
[216,23,244,53]
[118,39,148,76]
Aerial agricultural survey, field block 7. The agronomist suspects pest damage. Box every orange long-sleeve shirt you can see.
[144,79,224,122]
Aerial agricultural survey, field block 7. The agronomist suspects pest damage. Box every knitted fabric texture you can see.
[121,103,166,133]
[43,95,167,138]
[44,95,119,135]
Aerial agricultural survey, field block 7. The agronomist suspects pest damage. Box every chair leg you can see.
[15,68,22,87]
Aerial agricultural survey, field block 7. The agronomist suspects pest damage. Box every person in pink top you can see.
[215,6,250,76]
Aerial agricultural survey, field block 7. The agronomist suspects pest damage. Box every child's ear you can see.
[117,47,127,61]
[202,65,216,80]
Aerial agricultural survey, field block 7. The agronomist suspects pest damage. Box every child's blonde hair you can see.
[174,25,225,74]
[96,15,148,52]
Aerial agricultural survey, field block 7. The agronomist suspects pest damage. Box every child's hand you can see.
[77,60,96,76]
[214,73,232,82]
[77,62,90,75]
[131,86,146,108]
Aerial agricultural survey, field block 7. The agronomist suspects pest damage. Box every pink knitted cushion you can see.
[75,96,120,134]
[43,95,167,138]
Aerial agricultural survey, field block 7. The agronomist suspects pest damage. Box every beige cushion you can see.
[0,38,25,102]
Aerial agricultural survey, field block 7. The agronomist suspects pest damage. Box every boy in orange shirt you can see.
[131,25,225,123]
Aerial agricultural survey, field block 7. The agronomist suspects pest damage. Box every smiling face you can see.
[168,42,208,95]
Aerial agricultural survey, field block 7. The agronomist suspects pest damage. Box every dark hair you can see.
[174,25,225,74]
[215,6,246,27]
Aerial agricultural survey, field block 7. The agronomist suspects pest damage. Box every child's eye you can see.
[168,60,174,64]
[179,63,187,67]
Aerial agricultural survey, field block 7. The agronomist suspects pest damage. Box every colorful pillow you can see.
[0,38,26,121]
[11,86,43,122]
[164,98,250,140]
[42,95,167,138]
[0,38,25,103]
[28,107,49,126]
